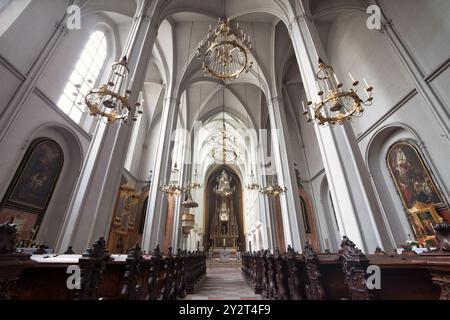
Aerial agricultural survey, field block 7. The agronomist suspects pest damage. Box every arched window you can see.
[57,30,108,125]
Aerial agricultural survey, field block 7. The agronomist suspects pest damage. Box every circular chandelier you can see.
[260,185,287,197]
[83,56,143,124]
[189,169,202,190]
[247,169,261,191]
[160,163,183,196]
[209,124,239,164]
[302,58,374,126]
[214,170,234,198]
[197,18,253,81]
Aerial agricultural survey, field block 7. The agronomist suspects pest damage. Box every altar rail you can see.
[242,236,450,300]
[0,224,206,300]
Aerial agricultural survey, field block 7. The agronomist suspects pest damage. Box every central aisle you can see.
[183,267,264,300]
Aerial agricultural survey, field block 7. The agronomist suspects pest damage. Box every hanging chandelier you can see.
[214,170,234,198]
[302,58,374,126]
[209,86,240,164]
[160,162,183,196]
[247,169,260,191]
[197,18,253,81]
[83,56,143,124]
[261,172,287,197]
[260,185,287,197]
[210,124,239,164]
[189,169,202,190]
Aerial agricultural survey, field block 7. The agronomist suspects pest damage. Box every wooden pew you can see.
[243,235,450,300]
[0,222,36,300]
[3,233,206,300]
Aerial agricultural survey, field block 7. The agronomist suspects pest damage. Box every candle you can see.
[302,101,307,114]
[348,72,356,84]
[363,78,370,89]
[333,73,341,87]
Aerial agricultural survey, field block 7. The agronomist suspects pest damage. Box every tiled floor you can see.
[183,266,264,300]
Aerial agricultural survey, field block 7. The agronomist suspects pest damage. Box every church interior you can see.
[0,0,450,302]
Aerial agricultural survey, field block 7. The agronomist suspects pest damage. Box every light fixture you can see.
[160,162,183,196]
[189,169,202,190]
[260,172,287,197]
[197,18,253,81]
[83,56,144,124]
[302,58,374,126]
[181,188,198,238]
[214,170,234,198]
[247,169,260,191]
[209,85,240,164]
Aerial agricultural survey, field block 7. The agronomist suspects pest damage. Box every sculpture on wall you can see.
[387,141,446,244]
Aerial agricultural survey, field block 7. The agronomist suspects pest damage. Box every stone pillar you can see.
[288,12,384,252]
[142,97,179,252]
[55,1,158,253]
[258,140,275,251]
[267,97,305,252]
[162,194,176,253]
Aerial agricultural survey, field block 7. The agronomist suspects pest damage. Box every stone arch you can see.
[366,123,449,247]
[5,123,83,249]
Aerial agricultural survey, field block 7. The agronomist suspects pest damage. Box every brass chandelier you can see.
[189,168,202,190]
[83,56,143,124]
[209,86,240,164]
[214,170,234,198]
[210,123,239,164]
[302,58,374,126]
[247,169,261,191]
[160,162,183,196]
[260,172,287,197]
[197,18,253,81]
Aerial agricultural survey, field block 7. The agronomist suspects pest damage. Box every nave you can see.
[183,266,263,301]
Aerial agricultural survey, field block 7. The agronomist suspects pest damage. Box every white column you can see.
[55,2,158,253]
[257,138,275,250]
[288,12,384,253]
[142,97,179,252]
[267,97,306,252]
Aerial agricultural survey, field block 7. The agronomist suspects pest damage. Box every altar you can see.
[209,170,240,251]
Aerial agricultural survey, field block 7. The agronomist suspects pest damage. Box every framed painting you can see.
[387,140,445,243]
[387,141,444,211]
[3,139,64,213]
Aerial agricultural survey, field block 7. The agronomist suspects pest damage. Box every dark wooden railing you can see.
[0,222,207,300]
[243,235,450,300]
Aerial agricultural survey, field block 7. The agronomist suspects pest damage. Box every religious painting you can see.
[0,139,63,243]
[387,141,444,244]
[4,139,64,212]
[387,141,443,210]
